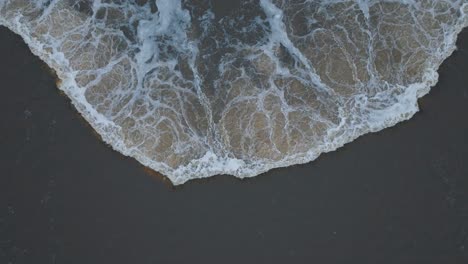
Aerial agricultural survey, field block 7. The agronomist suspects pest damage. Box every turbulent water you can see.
[1,0,467,184]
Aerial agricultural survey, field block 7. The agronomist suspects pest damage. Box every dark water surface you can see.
[1,24,468,264]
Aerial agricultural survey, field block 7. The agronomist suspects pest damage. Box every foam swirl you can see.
[1,0,467,184]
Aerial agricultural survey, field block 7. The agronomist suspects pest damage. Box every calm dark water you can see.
[0,24,468,264]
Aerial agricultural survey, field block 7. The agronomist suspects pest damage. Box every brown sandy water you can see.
[1,25,468,263]
[1,0,466,184]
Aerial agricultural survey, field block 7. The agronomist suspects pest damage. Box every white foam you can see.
[0,0,466,185]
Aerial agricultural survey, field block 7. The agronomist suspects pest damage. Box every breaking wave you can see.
[1,0,467,184]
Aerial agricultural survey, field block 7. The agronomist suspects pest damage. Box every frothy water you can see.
[1,0,467,185]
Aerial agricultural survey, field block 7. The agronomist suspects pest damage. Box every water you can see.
[0,0,466,185]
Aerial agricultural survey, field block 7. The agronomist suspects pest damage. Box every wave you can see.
[1,0,467,184]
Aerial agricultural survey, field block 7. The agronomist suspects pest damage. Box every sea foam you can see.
[0,0,467,184]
